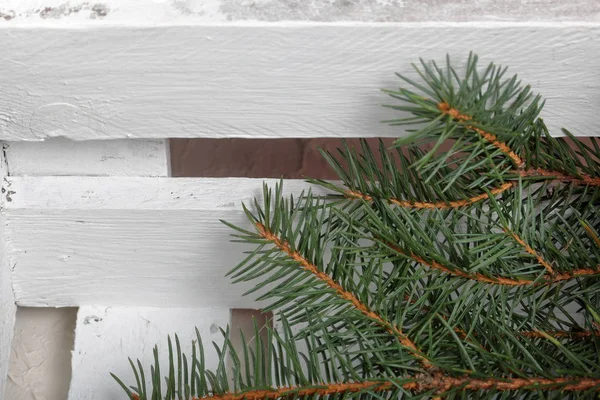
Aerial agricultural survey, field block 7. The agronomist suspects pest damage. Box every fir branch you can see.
[519,329,600,340]
[514,168,600,186]
[344,182,515,210]
[438,101,600,186]
[384,240,600,286]
[128,375,600,400]
[113,53,600,399]
[504,229,554,275]
[409,297,600,341]
[254,222,432,369]
[437,102,524,167]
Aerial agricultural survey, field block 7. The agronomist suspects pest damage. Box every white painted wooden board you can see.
[5,139,170,177]
[68,306,230,400]
[1,0,598,24]
[3,139,171,399]
[5,176,328,308]
[0,24,599,141]
[0,145,16,397]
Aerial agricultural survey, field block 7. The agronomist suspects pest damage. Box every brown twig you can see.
[344,182,514,210]
[386,242,600,286]
[504,229,554,275]
[519,330,600,339]
[438,102,525,167]
[515,168,600,187]
[133,375,600,400]
[438,102,600,187]
[254,223,432,368]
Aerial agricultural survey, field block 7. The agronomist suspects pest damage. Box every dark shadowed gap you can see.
[170,137,600,179]
[169,138,397,179]
[228,309,273,382]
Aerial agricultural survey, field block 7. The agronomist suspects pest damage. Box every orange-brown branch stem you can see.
[387,243,600,286]
[344,182,514,210]
[438,102,525,167]
[515,168,600,186]
[504,229,554,275]
[520,330,600,339]
[131,376,600,400]
[438,102,600,187]
[254,223,432,368]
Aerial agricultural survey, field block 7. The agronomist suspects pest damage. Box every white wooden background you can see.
[0,0,599,398]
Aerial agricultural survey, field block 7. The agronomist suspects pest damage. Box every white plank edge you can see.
[0,213,16,399]
[5,176,327,307]
[0,145,16,397]
[5,176,322,210]
[68,306,230,400]
[1,25,599,141]
[5,139,170,177]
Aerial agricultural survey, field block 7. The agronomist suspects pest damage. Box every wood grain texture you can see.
[1,25,599,141]
[5,139,170,177]
[5,176,328,307]
[0,146,16,397]
[68,306,229,400]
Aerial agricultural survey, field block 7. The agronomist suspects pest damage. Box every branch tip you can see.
[437,102,524,167]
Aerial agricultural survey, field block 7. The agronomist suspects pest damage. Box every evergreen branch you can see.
[514,168,600,186]
[129,375,600,400]
[151,381,395,400]
[417,375,600,393]
[114,54,600,399]
[384,241,600,286]
[519,329,600,340]
[438,102,600,187]
[404,296,600,341]
[344,182,514,210]
[254,222,432,369]
[438,102,524,167]
[504,229,554,275]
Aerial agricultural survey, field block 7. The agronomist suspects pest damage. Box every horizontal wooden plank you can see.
[5,176,329,307]
[1,24,599,141]
[1,0,597,25]
[68,306,230,400]
[5,139,170,177]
